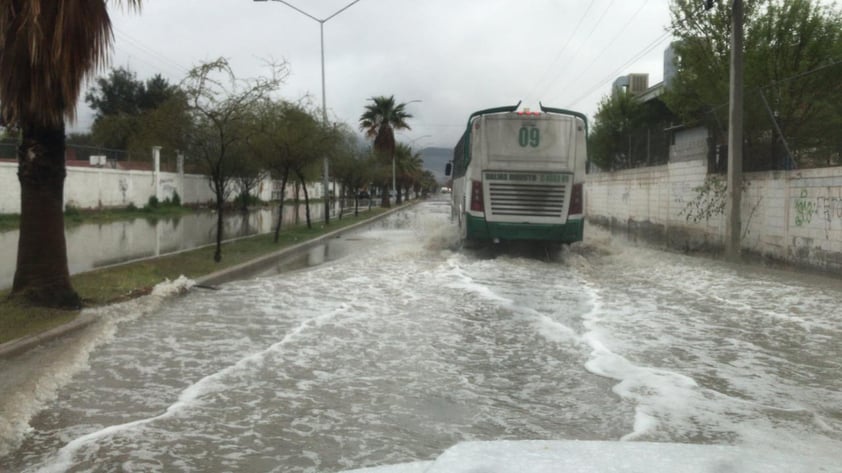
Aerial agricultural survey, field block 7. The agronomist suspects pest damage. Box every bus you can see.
[445,102,587,246]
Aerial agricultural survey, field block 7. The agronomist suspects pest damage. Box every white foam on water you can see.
[32,303,348,473]
[444,254,583,347]
[571,245,842,459]
[0,276,196,459]
[150,275,195,297]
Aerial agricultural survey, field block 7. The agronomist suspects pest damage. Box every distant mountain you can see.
[420,147,452,184]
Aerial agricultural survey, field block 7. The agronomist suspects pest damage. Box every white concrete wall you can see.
[0,162,17,214]
[747,168,842,271]
[585,128,842,272]
[0,163,310,213]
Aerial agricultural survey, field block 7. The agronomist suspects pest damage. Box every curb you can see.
[195,203,412,286]
[0,312,98,359]
[0,202,415,359]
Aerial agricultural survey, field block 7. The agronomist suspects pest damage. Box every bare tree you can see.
[182,58,287,261]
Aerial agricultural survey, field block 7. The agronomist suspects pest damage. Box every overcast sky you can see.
[75,0,680,148]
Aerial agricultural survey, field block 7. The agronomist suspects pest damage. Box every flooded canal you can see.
[0,201,372,290]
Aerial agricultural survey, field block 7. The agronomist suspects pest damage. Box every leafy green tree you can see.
[590,90,675,170]
[331,126,374,217]
[251,99,329,238]
[85,66,142,119]
[0,0,140,308]
[251,100,297,240]
[86,67,185,152]
[66,132,95,146]
[359,95,413,207]
[289,110,338,229]
[666,0,842,167]
[183,58,286,261]
[394,143,423,203]
[416,169,439,197]
[126,92,192,170]
[589,91,643,170]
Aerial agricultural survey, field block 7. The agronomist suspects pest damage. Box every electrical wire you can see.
[565,30,672,109]
[563,2,710,109]
[547,0,650,100]
[528,1,596,99]
[113,28,192,79]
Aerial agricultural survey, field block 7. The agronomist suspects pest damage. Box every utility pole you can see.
[726,0,744,259]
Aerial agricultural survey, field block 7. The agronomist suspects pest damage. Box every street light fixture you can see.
[407,134,432,147]
[253,0,362,224]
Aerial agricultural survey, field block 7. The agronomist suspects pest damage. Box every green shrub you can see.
[147,195,160,209]
[64,204,81,217]
[235,191,259,209]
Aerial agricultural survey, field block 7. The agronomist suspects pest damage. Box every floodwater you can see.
[0,199,840,472]
[0,201,370,290]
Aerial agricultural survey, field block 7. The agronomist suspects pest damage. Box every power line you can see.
[113,28,192,78]
[528,1,596,98]
[564,3,710,110]
[565,30,673,109]
[547,0,649,100]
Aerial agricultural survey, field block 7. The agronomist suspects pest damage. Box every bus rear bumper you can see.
[465,215,584,244]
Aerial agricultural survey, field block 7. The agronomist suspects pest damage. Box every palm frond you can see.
[0,0,140,127]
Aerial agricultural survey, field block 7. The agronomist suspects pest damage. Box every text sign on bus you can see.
[485,172,569,184]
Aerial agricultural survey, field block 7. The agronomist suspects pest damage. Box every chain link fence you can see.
[0,140,182,172]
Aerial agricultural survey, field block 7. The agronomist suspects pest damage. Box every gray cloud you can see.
[74,0,677,149]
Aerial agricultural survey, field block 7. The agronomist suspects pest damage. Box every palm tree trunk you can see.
[381,184,390,208]
[12,122,81,308]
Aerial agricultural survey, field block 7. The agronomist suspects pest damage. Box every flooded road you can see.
[0,201,367,290]
[1,199,840,472]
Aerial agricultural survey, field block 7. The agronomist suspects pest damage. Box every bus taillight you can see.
[470,180,484,212]
[569,183,583,215]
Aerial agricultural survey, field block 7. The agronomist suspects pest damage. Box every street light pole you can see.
[254,0,361,224]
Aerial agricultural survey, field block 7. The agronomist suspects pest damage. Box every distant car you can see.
[357,191,370,199]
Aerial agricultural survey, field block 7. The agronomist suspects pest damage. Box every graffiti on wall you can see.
[795,188,842,238]
[794,189,816,226]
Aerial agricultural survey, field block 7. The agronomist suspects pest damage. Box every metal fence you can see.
[0,141,180,172]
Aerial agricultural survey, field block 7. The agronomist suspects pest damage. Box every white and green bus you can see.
[445,102,587,245]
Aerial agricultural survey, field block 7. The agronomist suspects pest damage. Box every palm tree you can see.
[359,95,413,207]
[0,0,140,308]
[394,143,423,203]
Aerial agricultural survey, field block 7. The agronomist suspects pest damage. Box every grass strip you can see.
[0,207,388,345]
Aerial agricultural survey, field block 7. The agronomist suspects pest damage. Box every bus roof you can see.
[465,102,588,135]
